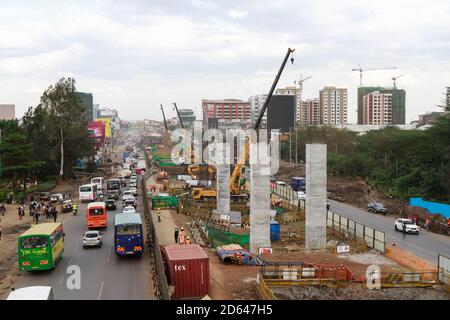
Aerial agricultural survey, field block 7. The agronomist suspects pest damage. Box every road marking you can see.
[106,248,112,263]
[59,275,64,286]
[97,281,104,300]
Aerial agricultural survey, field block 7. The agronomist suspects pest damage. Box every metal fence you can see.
[271,184,298,201]
[438,254,450,287]
[327,211,386,253]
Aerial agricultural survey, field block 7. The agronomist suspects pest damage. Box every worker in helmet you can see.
[178,227,185,244]
[185,236,191,245]
[157,208,161,222]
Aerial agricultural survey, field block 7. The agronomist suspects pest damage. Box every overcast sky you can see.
[1,0,449,122]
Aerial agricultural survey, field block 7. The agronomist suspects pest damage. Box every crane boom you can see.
[160,104,168,132]
[230,48,295,194]
[352,65,397,87]
[173,102,185,129]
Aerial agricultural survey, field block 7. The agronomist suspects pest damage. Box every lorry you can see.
[192,188,248,202]
[291,177,306,191]
[107,179,121,200]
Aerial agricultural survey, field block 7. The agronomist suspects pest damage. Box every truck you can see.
[192,188,248,202]
[120,168,132,178]
[291,177,306,191]
[107,179,121,200]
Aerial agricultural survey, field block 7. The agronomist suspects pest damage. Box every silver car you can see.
[83,231,103,248]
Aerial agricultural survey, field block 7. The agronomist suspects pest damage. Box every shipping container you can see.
[162,244,210,299]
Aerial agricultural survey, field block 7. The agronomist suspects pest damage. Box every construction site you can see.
[139,49,450,300]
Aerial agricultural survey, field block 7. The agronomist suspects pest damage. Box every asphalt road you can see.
[328,200,450,263]
[13,177,154,300]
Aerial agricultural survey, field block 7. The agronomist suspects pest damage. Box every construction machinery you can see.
[351,65,398,87]
[392,74,405,89]
[160,104,170,146]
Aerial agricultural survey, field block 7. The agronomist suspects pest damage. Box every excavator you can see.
[192,48,295,202]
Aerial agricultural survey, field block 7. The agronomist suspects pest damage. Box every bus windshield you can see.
[89,208,104,216]
[116,224,141,235]
[80,186,92,192]
[107,181,120,190]
[21,237,48,249]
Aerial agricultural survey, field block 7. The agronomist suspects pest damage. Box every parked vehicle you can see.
[395,218,420,234]
[82,230,103,248]
[105,199,117,211]
[367,202,387,215]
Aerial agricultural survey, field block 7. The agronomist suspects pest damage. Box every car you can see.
[61,200,73,213]
[270,176,277,183]
[297,191,306,200]
[128,186,138,197]
[395,218,420,234]
[367,202,387,215]
[39,192,51,202]
[130,176,137,183]
[83,231,103,248]
[123,197,137,208]
[105,199,116,210]
[129,181,137,188]
[123,206,136,213]
[119,176,127,187]
[139,156,144,160]
[50,193,64,203]
[275,181,286,187]
[122,190,134,201]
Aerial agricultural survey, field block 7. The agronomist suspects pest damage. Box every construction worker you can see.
[174,227,179,243]
[157,209,161,222]
[185,236,191,245]
[178,227,186,244]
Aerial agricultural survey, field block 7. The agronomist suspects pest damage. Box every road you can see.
[13,176,154,300]
[329,200,450,263]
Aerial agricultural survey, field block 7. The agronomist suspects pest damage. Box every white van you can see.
[79,183,98,202]
[7,286,54,300]
[91,177,104,191]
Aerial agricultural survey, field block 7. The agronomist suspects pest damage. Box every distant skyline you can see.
[0,0,449,123]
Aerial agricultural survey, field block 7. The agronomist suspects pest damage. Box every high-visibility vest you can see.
[185,239,191,245]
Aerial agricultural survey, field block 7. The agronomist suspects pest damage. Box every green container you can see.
[152,196,178,209]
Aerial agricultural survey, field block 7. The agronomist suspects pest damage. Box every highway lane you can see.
[329,200,450,263]
[13,177,154,300]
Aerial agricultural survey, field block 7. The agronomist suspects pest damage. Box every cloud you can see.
[228,8,248,19]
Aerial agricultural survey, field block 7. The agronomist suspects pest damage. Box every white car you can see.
[128,187,138,197]
[123,206,136,213]
[122,190,134,201]
[50,193,64,203]
[130,174,137,179]
[83,231,103,248]
[394,218,420,234]
[297,191,306,200]
[276,181,286,187]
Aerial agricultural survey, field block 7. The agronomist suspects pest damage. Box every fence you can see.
[327,211,386,253]
[438,254,450,288]
[271,184,298,201]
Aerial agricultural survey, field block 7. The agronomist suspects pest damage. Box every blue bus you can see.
[291,177,306,191]
[114,213,144,256]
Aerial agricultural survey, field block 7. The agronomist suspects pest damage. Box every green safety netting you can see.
[205,225,249,247]
[151,196,179,209]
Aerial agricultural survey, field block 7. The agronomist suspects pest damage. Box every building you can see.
[357,87,405,124]
[299,98,321,125]
[93,104,99,120]
[362,91,393,125]
[75,92,94,121]
[266,95,296,133]
[249,94,268,128]
[412,111,446,128]
[202,99,251,129]
[275,87,301,122]
[0,104,15,120]
[319,87,347,126]
[178,108,196,129]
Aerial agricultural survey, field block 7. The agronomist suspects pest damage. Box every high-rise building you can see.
[319,87,347,126]
[362,91,393,125]
[249,94,268,128]
[178,108,196,129]
[275,87,301,122]
[75,92,94,121]
[0,104,15,120]
[202,99,251,129]
[357,87,405,124]
[267,95,296,133]
[299,99,321,125]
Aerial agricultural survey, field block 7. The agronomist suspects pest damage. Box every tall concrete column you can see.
[249,163,271,254]
[305,144,327,249]
[216,164,230,215]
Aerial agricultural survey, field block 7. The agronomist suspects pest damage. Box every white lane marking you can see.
[106,248,112,264]
[59,275,64,286]
[97,281,104,300]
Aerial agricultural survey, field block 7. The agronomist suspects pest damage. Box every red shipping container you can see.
[162,244,210,299]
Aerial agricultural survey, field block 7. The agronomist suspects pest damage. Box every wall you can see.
[410,198,450,219]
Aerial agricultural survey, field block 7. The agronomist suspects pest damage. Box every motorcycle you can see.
[73,206,78,215]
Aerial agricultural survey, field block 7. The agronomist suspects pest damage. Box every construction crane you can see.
[160,104,170,145]
[173,102,185,129]
[352,65,398,87]
[392,74,405,89]
[294,74,312,116]
[229,48,296,197]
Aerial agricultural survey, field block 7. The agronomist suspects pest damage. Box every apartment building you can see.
[202,99,251,129]
[299,98,321,125]
[362,91,393,125]
[319,87,347,125]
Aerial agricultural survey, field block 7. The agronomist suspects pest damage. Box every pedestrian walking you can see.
[178,227,186,244]
[53,208,58,223]
[18,205,24,220]
[174,227,179,243]
[34,210,40,224]
[0,203,5,216]
[157,210,161,222]
[425,218,430,231]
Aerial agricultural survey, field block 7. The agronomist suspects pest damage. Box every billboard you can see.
[97,117,112,138]
[87,121,106,147]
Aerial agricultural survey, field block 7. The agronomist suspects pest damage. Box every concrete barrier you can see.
[385,245,437,272]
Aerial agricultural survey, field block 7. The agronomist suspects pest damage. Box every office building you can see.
[266,95,296,133]
[362,91,393,125]
[202,99,251,129]
[0,104,15,120]
[357,87,405,124]
[319,87,347,126]
[75,92,94,121]
[249,94,268,128]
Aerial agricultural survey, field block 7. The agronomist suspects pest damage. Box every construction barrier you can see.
[438,254,450,290]
[205,225,250,247]
[362,270,439,288]
[151,196,179,209]
[261,262,353,282]
[271,184,298,201]
[256,273,278,300]
[385,245,437,272]
[327,211,386,252]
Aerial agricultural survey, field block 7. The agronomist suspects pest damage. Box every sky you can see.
[0,0,449,123]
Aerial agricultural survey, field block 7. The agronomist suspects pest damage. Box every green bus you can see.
[18,223,65,271]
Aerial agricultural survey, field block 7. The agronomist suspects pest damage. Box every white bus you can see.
[79,183,98,202]
[91,177,104,191]
[7,286,54,300]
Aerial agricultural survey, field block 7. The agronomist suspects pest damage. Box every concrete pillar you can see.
[249,163,271,254]
[305,144,327,249]
[216,164,230,215]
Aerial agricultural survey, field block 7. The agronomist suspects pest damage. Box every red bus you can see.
[87,202,107,228]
